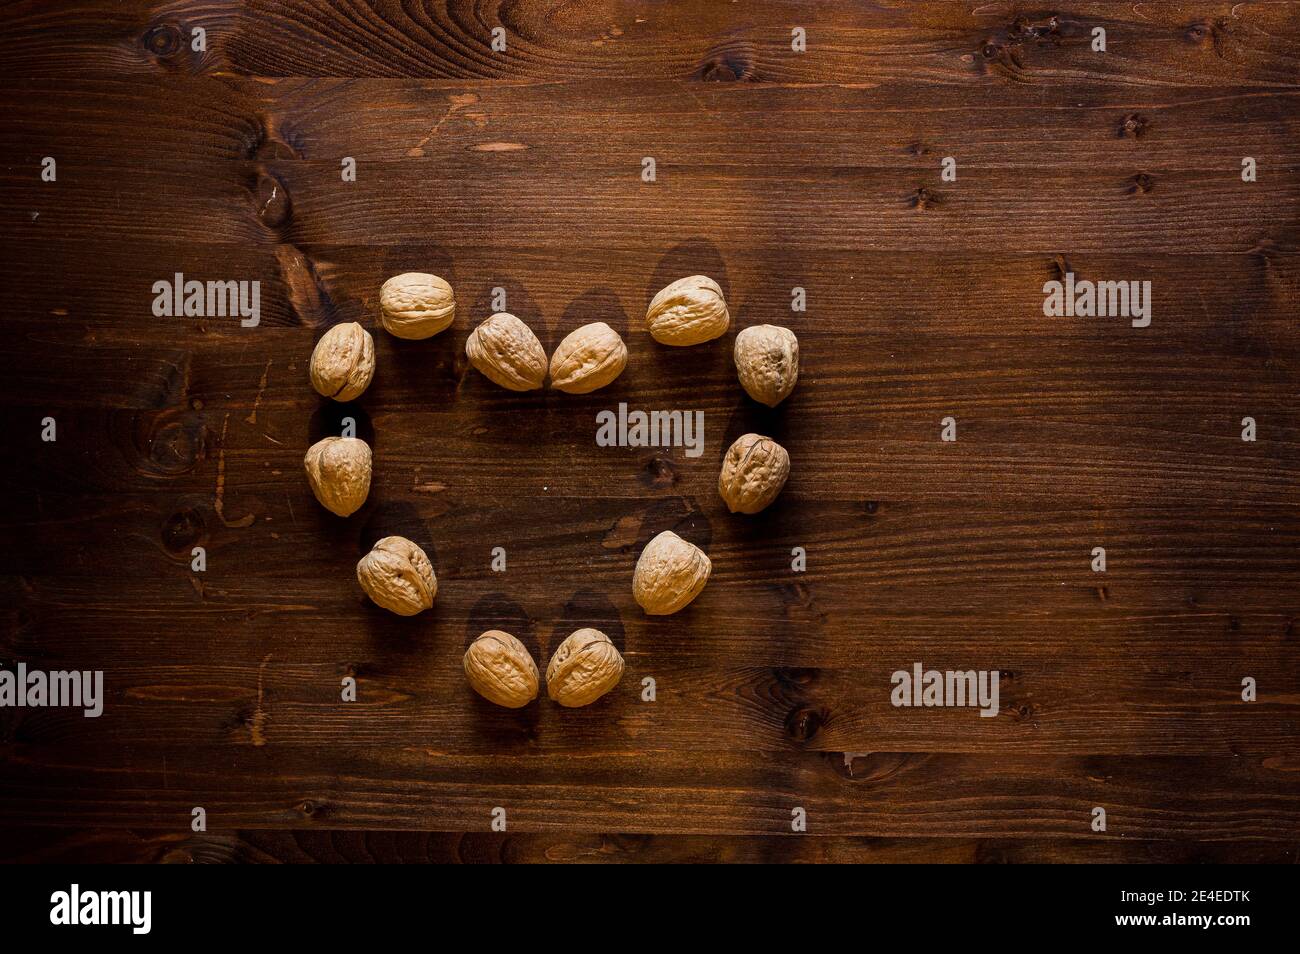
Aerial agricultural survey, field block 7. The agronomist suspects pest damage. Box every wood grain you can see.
[2,2,1299,85]
[2,746,1299,838]
[1,1,1298,862]
[4,653,1297,754]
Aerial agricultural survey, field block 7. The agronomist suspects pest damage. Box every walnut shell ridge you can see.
[645,275,730,346]
[718,433,790,514]
[303,436,372,517]
[546,628,625,707]
[734,324,799,407]
[463,630,540,708]
[465,312,548,391]
[632,530,712,615]
[356,536,436,616]
[549,322,628,394]
[379,272,455,340]
[310,322,375,402]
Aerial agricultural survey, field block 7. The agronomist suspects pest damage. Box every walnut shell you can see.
[645,275,730,346]
[303,436,372,517]
[734,325,799,407]
[356,536,436,616]
[309,322,375,402]
[632,530,712,615]
[549,322,628,394]
[465,313,547,391]
[718,433,790,514]
[464,630,539,708]
[546,628,624,707]
[379,272,455,340]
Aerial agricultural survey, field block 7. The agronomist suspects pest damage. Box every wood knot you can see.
[161,505,208,556]
[780,579,814,610]
[698,41,754,81]
[979,35,1027,76]
[701,60,738,81]
[909,187,938,209]
[1009,702,1035,721]
[255,171,291,228]
[1012,14,1064,41]
[1128,172,1155,194]
[143,412,207,476]
[784,705,827,742]
[640,454,677,489]
[1119,113,1149,139]
[141,23,182,57]
[864,500,880,515]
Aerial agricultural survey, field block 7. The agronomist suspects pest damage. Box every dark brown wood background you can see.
[1,0,1298,864]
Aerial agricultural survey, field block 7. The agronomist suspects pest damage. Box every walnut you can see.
[303,436,371,517]
[546,628,624,707]
[356,536,436,616]
[549,322,628,394]
[309,322,375,402]
[734,324,798,407]
[464,630,540,708]
[379,272,455,339]
[645,275,730,346]
[633,530,711,615]
[465,312,548,391]
[718,433,790,514]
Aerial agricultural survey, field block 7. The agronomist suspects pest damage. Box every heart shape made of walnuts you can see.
[304,272,798,708]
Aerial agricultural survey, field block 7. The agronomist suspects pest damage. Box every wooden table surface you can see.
[1,1,1298,864]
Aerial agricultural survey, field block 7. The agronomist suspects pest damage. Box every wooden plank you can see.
[1,746,1297,837]
[1,827,1294,863]
[5,78,1300,170]
[4,399,1295,502]
[6,240,1297,346]
[1,2,1298,86]
[5,494,1297,585]
[1,653,1294,754]
[3,573,1295,667]
[7,158,1296,253]
[2,76,1297,255]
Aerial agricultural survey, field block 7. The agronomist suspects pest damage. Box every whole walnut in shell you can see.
[464,630,539,708]
[734,325,799,407]
[356,536,436,616]
[465,312,547,391]
[379,272,455,340]
[309,322,375,402]
[549,322,628,394]
[718,433,790,514]
[645,275,730,346]
[546,628,624,707]
[633,530,712,615]
[303,436,372,517]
